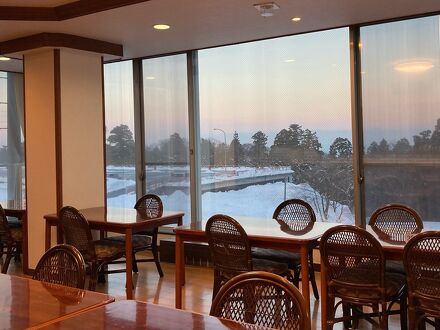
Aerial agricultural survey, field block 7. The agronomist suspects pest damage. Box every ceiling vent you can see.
[253,2,280,17]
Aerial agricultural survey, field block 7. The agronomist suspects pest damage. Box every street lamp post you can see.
[213,128,227,174]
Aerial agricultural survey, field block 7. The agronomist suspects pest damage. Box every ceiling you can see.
[0,0,440,72]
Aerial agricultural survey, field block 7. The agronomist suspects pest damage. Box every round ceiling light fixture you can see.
[291,17,301,22]
[153,24,170,30]
[0,56,10,61]
[394,59,434,73]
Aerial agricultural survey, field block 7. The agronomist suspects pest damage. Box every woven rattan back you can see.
[210,271,311,330]
[206,214,252,274]
[273,199,316,232]
[320,225,385,296]
[134,194,163,218]
[59,206,96,260]
[33,244,86,289]
[0,204,11,244]
[404,231,440,300]
[369,204,423,241]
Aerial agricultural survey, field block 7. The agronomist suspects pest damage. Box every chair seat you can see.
[93,239,126,259]
[104,235,152,251]
[385,260,405,274]
[334,272,406,300]
[251,247,301,269]
[252,258,290,275]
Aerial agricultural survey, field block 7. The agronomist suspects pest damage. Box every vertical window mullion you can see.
[187,51,202,223]
[133,59,146,199]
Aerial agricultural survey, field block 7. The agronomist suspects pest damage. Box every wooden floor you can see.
[7,253,433,330]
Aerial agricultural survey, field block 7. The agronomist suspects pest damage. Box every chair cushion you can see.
[10,227,22,242]
[252,258,290,276]
[7,217,22,229]
[251,247,301,269]
[104,235,152,250]
[385,260,405,274]
[333,272,406,301]
[93,240,126,259]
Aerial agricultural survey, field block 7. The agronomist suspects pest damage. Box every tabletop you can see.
[44,207,184,228]
[0,274,114,329]
[174,216,341,243]
[38,300,266,329]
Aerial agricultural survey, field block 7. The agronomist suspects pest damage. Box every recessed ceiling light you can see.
[145,76,156,80]
[0,56,10,61]
[284,59,296,63]
[153,24,170,30]
[291,17,301,22]
[394,59,434,73]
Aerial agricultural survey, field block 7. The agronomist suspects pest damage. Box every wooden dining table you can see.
[320,223,440,330]
[44,207,184,299]
[37,300,265,329]
[0,273,114,329]
[174,216,341,316]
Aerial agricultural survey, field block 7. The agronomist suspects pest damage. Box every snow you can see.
[107,166,354,225]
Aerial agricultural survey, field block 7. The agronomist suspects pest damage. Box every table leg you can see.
[300,245,311,316]
[45,221,51,250]
[175,234,184,309]
[321,262,328,330]
[125,228,133,299]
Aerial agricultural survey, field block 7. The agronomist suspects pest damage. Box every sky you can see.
[103,15,440,153]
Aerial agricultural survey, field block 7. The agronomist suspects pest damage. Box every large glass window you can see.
[0,71,24,208]
[104,61,136,208]
[142,55,190,224]
[198,28,353,223]
[361,16,440,226]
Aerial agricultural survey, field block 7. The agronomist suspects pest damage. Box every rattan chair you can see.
[206,214,293,299]
[369,203,423,274]
[210,271,311,330]
[320,225,407,330]
[59,206,125,291]
[251,199,319,299]
[104,194,164,276]
[404,231,440,329]
[0,204,22,273]
[33,244,86,289]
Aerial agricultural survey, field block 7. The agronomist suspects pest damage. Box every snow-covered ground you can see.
[107,166,354,225]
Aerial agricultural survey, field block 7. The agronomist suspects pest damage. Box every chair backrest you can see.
[206,214,252,274]
[134,194,163,218]
[320,225,385,298]
[59,206,96,260]
[0,204,12,244]
[210,271,311,330]
[273,199,316,232]
[404,231,440,303]
[368,204,423,241]
[33,244,86,289]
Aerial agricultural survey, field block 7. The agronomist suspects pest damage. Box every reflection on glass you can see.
[104,61,136,209]
[142,55,190,224]
[198,28,353,223]
[361,16,440,223]
[0,71,25,207]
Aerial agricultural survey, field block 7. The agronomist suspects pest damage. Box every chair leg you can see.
[342,303,351,329]
[88,263,99,291]
[132,252,139,273]
[1,246,13,274]
[379,302,389,330]
[399,294,408,330]
[308,251,319,300]
[151,230,163,277]
[326,294,336,330]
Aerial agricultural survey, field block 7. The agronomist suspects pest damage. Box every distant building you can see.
[435,118,440,132]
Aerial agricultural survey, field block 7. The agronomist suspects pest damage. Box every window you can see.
[142,55,191,224]
[104,61,136,208]
[360,16,440,226]
[0,71,25,207]
[198,28,353,223]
